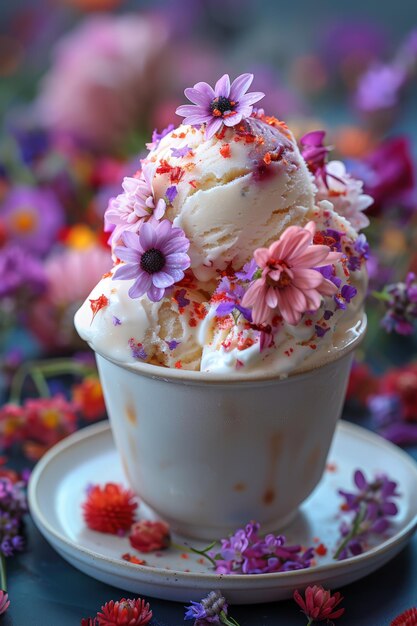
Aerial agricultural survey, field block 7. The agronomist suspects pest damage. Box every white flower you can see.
[316,161,373,231]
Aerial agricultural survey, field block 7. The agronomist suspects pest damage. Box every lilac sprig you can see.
[184,590,240,626]
[375,272,417,335]
[0,476,27,595]
[190,522,314,575]
[334,470,399,560]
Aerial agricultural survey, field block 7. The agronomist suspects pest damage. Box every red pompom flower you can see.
[97,598,152,626]
[391,607,417,626]
[82,483,137,534]
[293,585,345,622]
[129,519,170,553]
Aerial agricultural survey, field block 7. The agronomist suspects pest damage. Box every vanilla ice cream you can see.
[75,83,369,377]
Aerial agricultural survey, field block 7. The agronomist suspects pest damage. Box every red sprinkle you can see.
[315,543,328,556]
[90,294,109,323]
[175,360,182,369]
[220,143,231,158]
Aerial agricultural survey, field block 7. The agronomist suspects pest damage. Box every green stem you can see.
[9,359,96,404]
[220,610,241,626]
[170,540,218,568]
[0,554,7,592]
[306,620,313,626]
[333,503,367,560]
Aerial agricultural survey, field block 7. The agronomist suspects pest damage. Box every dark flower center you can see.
[210,96,236,117]
[140,248,165,274]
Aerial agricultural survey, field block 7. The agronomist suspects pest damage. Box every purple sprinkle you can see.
[112,316,122,326]
[166,340,181,350]
[171,145,191,158]
[128,338,147,360]
[315,324,330,337]
[149,124,174,148]
[341,284,358,303]
[175,288,190,309]
[323,309,334,320]
[165,185,178,204]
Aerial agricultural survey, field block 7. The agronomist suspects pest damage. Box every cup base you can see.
[160,506,300,541]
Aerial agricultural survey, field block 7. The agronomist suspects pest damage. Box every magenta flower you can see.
[176,73,264,139]
[113,219,190,302]
[300,131,332,186]
[0,591,9,616]
[241,222,342,326]
[105,163,166,247]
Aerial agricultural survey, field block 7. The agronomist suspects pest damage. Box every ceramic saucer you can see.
[28,420,417,604]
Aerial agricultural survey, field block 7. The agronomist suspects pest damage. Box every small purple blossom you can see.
[146,124,174,150]
[208,521,313,575]
[368,394,403,427]
[0,244,46,299]
[214,277,252,322]
[379,272,417,335]
[165,185,178,204]
[184,590,231,624]
[113,219,190,302]
[354,63,406,114]
[354,233,370,259]
[176,73,264,140]
[112,316,122,326]
[334,470,399,560]
[235,258,258,282]
[334,284,357,310]
[170,145,191,158]
[0,477,27,559]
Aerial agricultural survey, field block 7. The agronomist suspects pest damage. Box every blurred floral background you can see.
[1,0,417,458]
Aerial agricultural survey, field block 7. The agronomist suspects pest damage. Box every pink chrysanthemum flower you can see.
[96,598,152,626]
[105,163,166,247]
[113,219,190,302]
[176,73,264,139]
[0,591,10,616]
[241,222,342,326]
[293,585,345,622]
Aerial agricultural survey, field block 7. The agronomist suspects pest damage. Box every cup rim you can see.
[92,314,367,386]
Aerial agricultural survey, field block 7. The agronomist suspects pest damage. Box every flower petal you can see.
[292,268,325,290]
[114,245,141,264]
[238,91,265,106]
[121,230,143,252]
[215,74,231,97]
[175,104,200,117]
[184,87,211,107]
[152,271,175,288]
[148,284,165,302]
[205,117,223,139]
[113,263,139,280]
[139,221,157,250]
[191,81,215,99]
[230,73,254,101]
[128,273,152,299]
[223,113,242,126]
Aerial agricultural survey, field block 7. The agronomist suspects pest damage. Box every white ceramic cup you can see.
[95,317,366,540]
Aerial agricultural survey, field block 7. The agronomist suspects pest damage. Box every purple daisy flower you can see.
[113,219,190,302]
[176,73,264,140]
[2,185,64,256]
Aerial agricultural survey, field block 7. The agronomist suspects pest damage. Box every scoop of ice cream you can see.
[76,75,370,377]
[127,115,315,281]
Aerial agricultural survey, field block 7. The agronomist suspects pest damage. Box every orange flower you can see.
[72,376,106,421]
[83,483,137,534]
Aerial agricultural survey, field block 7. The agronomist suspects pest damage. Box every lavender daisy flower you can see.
[113,219,190,302]
[105,162,166,247]
[2,185,64,256]
[176,73,264,139]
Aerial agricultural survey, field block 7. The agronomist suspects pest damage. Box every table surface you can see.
[5,417,417,626]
